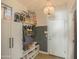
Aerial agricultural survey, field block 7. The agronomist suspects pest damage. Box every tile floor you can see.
[35,53,64,59]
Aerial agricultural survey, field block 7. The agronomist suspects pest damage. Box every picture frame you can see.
[1,3,12,21]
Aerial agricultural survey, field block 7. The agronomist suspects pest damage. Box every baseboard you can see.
[39,51,49,54]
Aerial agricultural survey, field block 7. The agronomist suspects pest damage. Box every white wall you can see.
[36,10,47,26]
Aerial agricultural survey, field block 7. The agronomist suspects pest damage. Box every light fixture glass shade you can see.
[44,6,54,15]
[43,0,54,16]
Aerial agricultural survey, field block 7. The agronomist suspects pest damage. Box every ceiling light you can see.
[43,0,55,16]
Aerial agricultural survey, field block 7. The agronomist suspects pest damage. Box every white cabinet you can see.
[11,22,23,59]
[1,19,23,59]
[1,20,11,59]
[1,4,12,59]
[1,20,23,59]
[1,3,23,59]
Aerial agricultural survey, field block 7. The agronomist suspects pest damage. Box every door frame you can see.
[67,10,77,59]
[74,10,77,59]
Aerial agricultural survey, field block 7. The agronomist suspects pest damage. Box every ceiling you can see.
[17,0,76,26]
[18,0,76,10]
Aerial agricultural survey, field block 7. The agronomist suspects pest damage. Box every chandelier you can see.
[43,0,55,16]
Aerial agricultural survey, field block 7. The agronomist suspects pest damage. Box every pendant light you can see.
[43,0,55,16]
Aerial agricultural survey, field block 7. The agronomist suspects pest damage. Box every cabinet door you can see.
[11,22,22,59]
[1,20,12,59]
[1,6,11,59]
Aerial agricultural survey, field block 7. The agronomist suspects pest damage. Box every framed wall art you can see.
[1,3,12,21]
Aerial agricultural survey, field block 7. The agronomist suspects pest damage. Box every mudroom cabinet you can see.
[1,3,23,59]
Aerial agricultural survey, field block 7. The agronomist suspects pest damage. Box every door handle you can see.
[9,38,11,48]
[12,38,14,48]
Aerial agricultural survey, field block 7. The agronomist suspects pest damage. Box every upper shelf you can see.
[14,10,37,26]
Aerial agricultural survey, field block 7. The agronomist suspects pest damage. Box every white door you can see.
[47,10,68,58]
[11,22,22,59]
[48,19,68,58]
[1,6,11,59]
